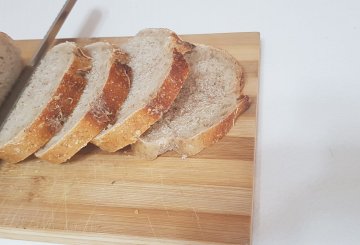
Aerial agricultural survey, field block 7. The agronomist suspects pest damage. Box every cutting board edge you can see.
[0,227,232,245]
[249,34,261,245]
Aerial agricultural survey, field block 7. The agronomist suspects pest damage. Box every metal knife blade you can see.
[0,0,77,128]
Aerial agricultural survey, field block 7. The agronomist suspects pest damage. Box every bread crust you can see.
[36,48,131,163]
[0,45,91,163]
[91,32,193,152]
[132,137,165,160]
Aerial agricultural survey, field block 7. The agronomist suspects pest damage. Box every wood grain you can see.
[0,32,260,244]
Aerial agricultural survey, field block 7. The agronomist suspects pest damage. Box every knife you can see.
[0,0,77,127]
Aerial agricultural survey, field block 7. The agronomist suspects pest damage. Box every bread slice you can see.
[36,42,131,163]
[132,44,250,159]
[0,42,91,163]
[0,32,24,106]
[91,28,193,152]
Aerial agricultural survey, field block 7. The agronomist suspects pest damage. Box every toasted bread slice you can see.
[132,44,250,159]
[36,42,131,163]
[91,28,193,152]
[0,42,91,163]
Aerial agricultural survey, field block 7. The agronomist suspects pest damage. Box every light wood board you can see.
[0,32,260,244]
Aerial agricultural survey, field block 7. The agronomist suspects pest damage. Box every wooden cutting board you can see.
[0,32,259,245]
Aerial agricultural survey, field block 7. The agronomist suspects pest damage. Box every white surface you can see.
[1,0,360,244]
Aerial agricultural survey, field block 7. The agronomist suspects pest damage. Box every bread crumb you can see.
[66,97,73,105]
[134,130,141,137]
[134,209,139,215]
[181,155,187,160]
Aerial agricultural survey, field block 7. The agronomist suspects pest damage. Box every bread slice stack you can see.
[91,28,193,152]
[0,42,91,163]
[0,28,250,163]
[35,42,131,163]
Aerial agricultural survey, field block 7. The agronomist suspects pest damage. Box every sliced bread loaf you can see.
[36,42,131,163]
[132,44,250,159]
[0,32,24,106]
[91,28,193,152]
[0,42,91,163]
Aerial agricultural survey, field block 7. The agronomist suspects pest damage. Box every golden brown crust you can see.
[0,46,91,163]
[91,107,158,152]
[175,96,251,156]
[92,34,193,152]
[171,33,195,54]
[36,49,131,163]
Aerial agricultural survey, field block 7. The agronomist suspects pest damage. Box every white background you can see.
[1,0,360,244]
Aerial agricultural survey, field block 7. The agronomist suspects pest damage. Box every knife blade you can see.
[0,0,77,128]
